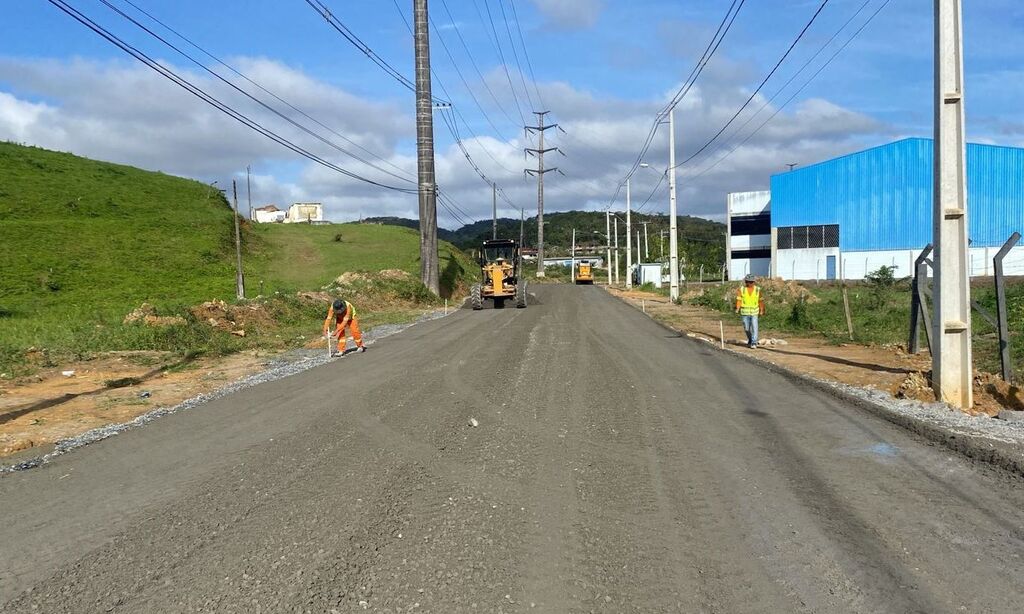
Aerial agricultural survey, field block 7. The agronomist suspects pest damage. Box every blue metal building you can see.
[768,138,1024,280]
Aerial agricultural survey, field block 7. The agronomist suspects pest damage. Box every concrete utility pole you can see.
[637,230,642,266]
[525,111,561,278]
[606,211,612,285]
[519,207,524,249]
[492,182,497,240]
[571,228,576,283]
[933,0,972,408]
[626,178,633,289]
[667,106,680,302]
[643,222,650,260]
[613,216,619,285]
[246,165,253,220]
[231,180,245,300]
[414,0,440,295]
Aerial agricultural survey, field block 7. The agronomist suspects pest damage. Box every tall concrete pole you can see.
[519,207,524,249]
[231,179,245,300]
[668,106,680,302]
[571,228,576,283]
[414,0,440,295]
[492,182,497,239]
[606,211,612,285]
[643,222,650,259]
[613,216,619,285]
[626,178,633,289]
[637,230,642,266]
[933,0,972,408]
[246,165,253,220]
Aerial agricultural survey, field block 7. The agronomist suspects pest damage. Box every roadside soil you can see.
[608,286,1023,417]
[0,350,273,458]
[0,328,389,459]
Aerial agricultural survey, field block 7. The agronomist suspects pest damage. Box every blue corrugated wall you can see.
[770,138,1024,250]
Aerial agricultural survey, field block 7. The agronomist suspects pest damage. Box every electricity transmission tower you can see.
[525,111,563,277]
[414,0,439,295]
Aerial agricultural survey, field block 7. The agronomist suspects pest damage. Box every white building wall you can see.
[729,258,771,279]
[727,190,771,215]
[253,209,285,223]
[729,234,771,250]
[777,246,1024,280]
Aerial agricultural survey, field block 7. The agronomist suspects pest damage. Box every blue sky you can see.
[2,1,1022,226]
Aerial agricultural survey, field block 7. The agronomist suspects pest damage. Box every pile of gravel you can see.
[1,308,454,474]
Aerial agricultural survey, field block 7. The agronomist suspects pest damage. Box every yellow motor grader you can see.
[471,239,527,309]
[575,260,594,284]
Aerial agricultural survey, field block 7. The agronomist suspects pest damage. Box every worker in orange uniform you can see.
[323,298,365,356]
[735,274,765,349]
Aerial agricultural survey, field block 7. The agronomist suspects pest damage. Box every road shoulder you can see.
[607,286,1024,478]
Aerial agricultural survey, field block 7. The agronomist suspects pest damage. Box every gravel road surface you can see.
[2,285,1023,613]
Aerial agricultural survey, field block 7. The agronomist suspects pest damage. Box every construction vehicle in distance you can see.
[575,260,594,285]
[470,239,527,310]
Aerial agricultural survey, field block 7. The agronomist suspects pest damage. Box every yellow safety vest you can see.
[737,286,761,316]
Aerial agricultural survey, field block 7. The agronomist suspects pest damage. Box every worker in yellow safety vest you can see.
[735,274,766,349]
[323,298,366,356]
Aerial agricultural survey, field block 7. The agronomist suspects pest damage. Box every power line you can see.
[436,0,520,130]
[304,0,447,104]
[505,0,545,108]
[46,0,416,192]
[606,0,746,210]
[391,0,517,177]
[693,0,872,170]
[688,0,892,181]
[495,0,535,111]
[111,0,415,184]
[475,0,528,128]
[673,0,833,169]
[428,14,513,142]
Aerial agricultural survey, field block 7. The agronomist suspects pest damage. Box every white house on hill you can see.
[253,205,285,223]
[285,202,324,224]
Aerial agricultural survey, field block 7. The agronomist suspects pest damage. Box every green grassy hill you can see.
[0,142,242,316]
[0,142,472,375]
[363,210,727,276]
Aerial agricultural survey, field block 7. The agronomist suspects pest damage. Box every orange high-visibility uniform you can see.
[323,300,363,348]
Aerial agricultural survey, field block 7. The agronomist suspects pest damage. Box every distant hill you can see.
[362,210,726,273]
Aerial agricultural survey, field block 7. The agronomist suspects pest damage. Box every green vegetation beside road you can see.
[686,270,1024,381]
[0,142,473,377]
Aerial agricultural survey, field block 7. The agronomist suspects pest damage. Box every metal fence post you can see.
[909,244,934,355]
[994,232,1021,382]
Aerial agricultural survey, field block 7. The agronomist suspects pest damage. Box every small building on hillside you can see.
[284,202,324,224]
[252,205,285,223]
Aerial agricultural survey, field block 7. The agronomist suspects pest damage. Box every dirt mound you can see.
[296,291,332,304]
[190,300,275,333]
[756,278,821,304]
[333,272,371,286]
[894,371,935,403]
[379,268,414,280]
[123,303,187,327]
[974,372,1024,414]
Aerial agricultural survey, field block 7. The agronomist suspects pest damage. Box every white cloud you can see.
[0,54,888,229]
[530,0,605,30]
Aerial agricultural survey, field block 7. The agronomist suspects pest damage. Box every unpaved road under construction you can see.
[2,285,1023,613]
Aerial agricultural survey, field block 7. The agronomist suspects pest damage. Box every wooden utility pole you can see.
[232,180,245,300]
[414,0,440,294]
